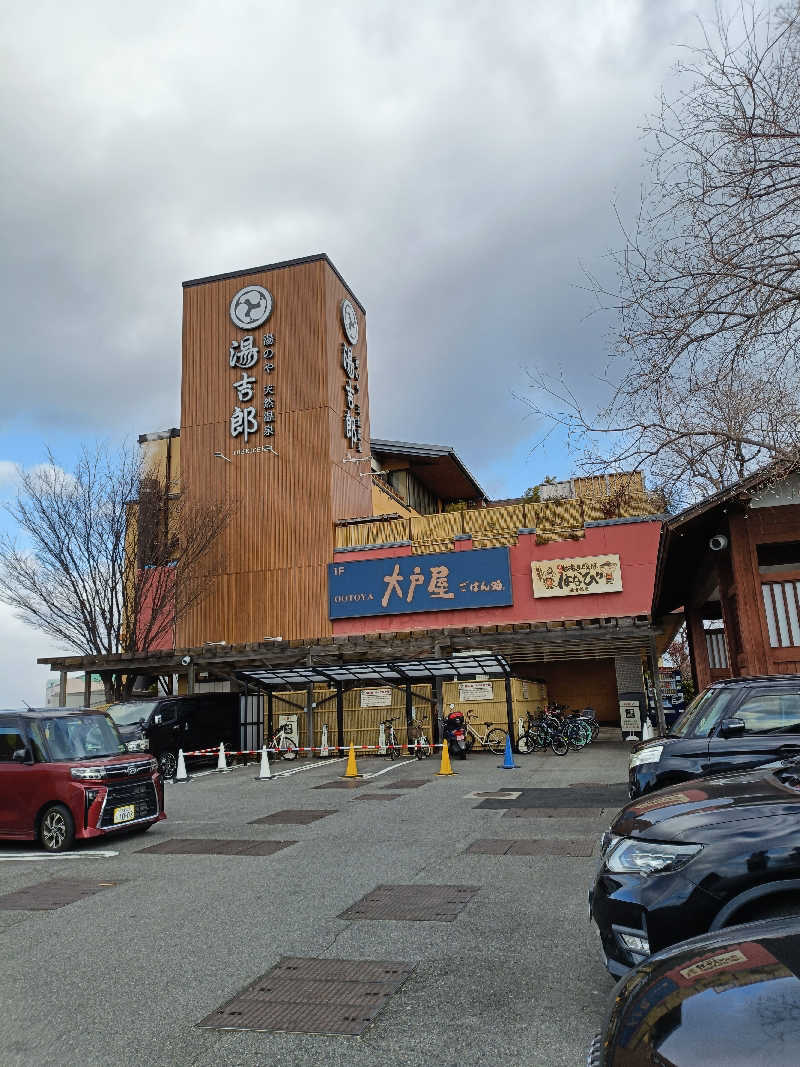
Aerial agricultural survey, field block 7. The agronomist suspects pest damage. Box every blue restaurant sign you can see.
[329,547,513,620]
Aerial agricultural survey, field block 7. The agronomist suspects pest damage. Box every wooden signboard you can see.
[532,554,623,598]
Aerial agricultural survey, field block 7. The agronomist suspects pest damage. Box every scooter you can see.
[442,711,468,760]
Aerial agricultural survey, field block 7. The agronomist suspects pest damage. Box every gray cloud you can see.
[0,2,727,488]
[0,0,737,701]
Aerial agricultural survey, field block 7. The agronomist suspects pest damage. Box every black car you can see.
[629,675,800,799]
[590,761,800,977]
[105,694,240,777]
[588,917,800,1066]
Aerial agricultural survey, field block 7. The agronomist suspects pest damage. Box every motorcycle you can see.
[442,711,468,760]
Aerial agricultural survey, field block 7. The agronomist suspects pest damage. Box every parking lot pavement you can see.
[0,739,630,1067]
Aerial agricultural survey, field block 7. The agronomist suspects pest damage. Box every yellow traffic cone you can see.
[437,740,455,776]
[342,741,362,778]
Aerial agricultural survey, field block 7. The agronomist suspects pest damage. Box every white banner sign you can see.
[360,687,393,708]
[458,681,495,702]
[532,554,622,598]
[619,701,641,733]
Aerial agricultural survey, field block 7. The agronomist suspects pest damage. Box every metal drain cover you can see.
[464,790,522,801]
[249,810,335,825]
[355,793,404,801]
[312,780,365,790]
[197,956,415,1036]
[338,884,480,922]
[502,807,601,819]
[381,779,428,789]
[0,878,119,910]
[465,838,595,857]
[137,838,296,856]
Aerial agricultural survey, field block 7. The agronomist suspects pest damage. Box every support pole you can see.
[648,638,667,736]
[58,670,67,707]
[83,672,92,708]
[504,673,515,747]
[267,690,274,745]
[404,682,413,742]
[336,682,344,754]
[306,683,314,758]
[187,663,195,695]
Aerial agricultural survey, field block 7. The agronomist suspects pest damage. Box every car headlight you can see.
[71,766,104,780]
[629,744,663,769]
[606,838,702,875]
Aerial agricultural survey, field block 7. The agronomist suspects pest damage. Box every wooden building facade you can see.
[654,471,800,692]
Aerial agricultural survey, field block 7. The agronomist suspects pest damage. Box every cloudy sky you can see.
[0,0,734,703]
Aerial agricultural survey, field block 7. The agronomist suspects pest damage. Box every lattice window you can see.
[762,582,800,648]
[705,629,729,669]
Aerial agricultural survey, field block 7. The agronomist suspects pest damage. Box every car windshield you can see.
[105,701,159,727]
[38,714,125,761]
[668,688,738,738]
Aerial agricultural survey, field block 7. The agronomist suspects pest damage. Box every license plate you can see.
[113,804,135,824]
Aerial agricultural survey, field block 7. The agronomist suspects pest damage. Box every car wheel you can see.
[158,750,178,778]
[39,804,75,853]
[732,893,800,924]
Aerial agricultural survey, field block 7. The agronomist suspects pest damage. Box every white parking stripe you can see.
[0,851,119,861]
[362,760,417,779]
[272,756,348,778]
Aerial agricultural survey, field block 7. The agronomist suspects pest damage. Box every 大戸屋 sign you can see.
[532,554,622,598]
[329,547,512,620]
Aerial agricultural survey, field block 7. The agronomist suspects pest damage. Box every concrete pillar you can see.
[83,672,92,707]
[58,671,67,707]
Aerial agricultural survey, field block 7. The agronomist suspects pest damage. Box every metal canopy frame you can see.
[236,653,513,753]
[235,652,510,691]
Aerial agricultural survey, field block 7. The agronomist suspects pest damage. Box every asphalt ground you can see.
[0,734,630,1067]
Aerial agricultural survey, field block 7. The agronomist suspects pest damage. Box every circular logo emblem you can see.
[230,285,273,330]
[341,298,359,345]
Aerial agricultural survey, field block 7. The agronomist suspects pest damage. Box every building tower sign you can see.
[179,254,371,645]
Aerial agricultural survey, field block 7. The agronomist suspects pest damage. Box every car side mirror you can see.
[153,714,162,725]
[12,747,31,764]
[719,717,746,738]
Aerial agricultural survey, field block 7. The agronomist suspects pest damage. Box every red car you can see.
[0,707,166,852]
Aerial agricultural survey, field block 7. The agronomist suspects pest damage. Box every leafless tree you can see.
[0,443,234,701]
[666,626,694,685]
[528,2,800,505]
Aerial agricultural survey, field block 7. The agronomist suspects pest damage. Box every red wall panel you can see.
[332,520,662,634]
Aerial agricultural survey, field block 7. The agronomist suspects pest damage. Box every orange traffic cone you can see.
[437,740,455,776]
[342,741,362,778]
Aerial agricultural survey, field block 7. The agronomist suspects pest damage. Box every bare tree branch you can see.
[527,1,800,505]
[0,443,235,700]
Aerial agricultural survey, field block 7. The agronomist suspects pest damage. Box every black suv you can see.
[590,760,800,976]
[629,675,800,799]
[105,694,239,777]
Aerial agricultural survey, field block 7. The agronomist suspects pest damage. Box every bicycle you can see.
[268,721,298,760]
[380,717,402,760]
[463,712,507,754]
[518,711,569,756]
[408,720,432,759]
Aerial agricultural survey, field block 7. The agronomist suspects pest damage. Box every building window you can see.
[757,541,800,576]
[762,582,800,648]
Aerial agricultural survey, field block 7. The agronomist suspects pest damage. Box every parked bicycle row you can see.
[517,704,599,756]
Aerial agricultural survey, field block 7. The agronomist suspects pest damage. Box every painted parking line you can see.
[0,850,119,862]
[362,760,417,779]
[272,756,348,778]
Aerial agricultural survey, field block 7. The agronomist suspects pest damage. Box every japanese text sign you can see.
[328,547,512,619]
[532,553,622,598]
